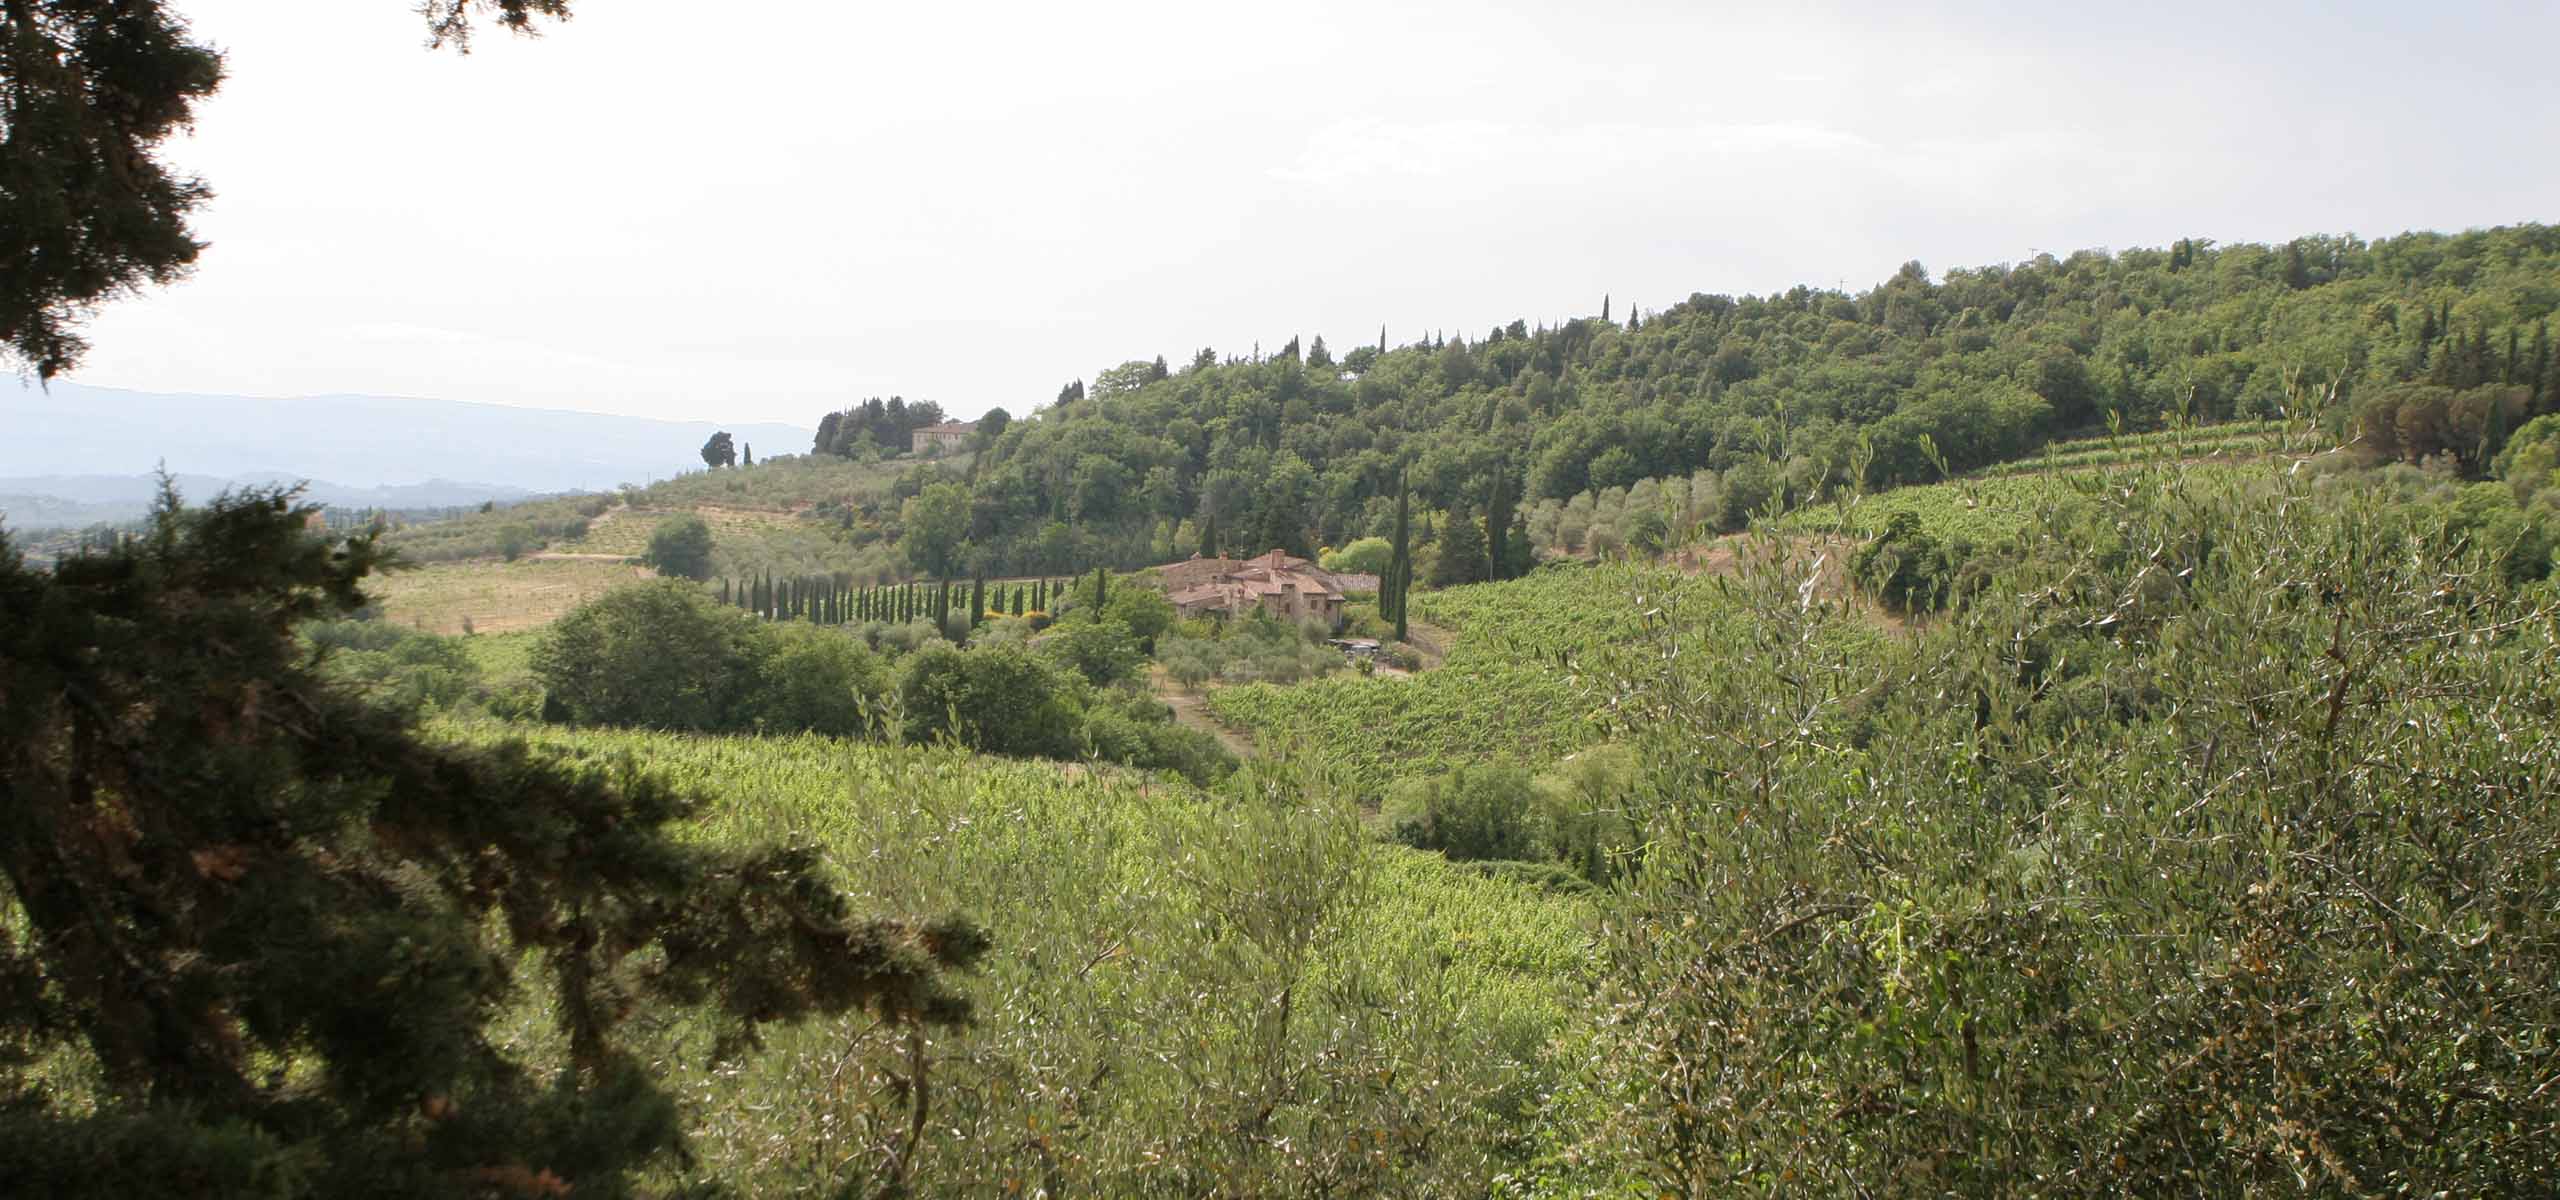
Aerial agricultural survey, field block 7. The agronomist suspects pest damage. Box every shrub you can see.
[643,513,715,580]
[1385,764,1543,863]
[1851,510,1953,612]
[754,624,892,737]
[1042,618,1145,686]
[1076,695,1235,785]
[305,618,482,715]
[898,645,1081,759]
[1102,585,1176,649]
[1165,650,1212,691]
[533,581,767,730]
[1320,536,1394,576]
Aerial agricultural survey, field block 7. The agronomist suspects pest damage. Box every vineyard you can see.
[1965,418,2313,477]
[444,724,1597,1195]
[1209,561,1729,799]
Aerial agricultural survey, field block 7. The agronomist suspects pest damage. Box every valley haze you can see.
[0,379,812,517]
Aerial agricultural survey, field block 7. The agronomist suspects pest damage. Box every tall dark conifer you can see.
[0,486,985,1192]
[1388,469,1413,642]
[2535,321,2554,416]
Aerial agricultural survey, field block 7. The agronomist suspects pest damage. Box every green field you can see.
[557,504,814,558]
[368,555,655,634]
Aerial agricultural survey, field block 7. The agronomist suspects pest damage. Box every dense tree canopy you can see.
[698,430,735,469]
[812,396,949,458]
[822,228,2560,579]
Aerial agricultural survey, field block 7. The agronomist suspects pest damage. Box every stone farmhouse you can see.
[909,420,977,455]
[1157,549,1356,627]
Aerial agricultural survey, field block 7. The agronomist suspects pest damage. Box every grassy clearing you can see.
[559,505,811,557]
[452,629,540,677]
[628,452,960,513]
[368,557,654,635]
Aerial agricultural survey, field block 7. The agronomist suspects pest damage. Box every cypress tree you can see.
[719,577,730,606]
[1094,566,1109,614]
[2482,391,2512,472]
[1602,294,1611,322]
[970,575,986,629]
[1011,584,1025,616]
[2535,321,2554,416]
[1388,468,1412,642]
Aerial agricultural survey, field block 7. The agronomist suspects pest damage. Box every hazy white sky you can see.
[62,0,2560,426]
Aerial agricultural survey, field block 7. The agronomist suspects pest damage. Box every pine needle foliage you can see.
[0,486,985,1197]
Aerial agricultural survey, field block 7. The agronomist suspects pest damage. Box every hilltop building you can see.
[1156,549,1357,627]
[910,420,977,455]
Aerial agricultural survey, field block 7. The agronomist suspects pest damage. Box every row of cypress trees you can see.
[715,572,1080,633]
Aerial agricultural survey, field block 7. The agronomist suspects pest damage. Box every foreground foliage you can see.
[0,490,982,1197]
[463,728,1598,1197]
[1588,462,2560,1195]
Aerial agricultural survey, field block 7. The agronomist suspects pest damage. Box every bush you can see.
[1164,649,1213,691]
[1102,585,1176,649]
[1076,693,1235,785]
[533,581,767,730]
[644,513,715,580]
[1385,764,1542,863]
[754,624,892,737]
[898,645,1081,759]
[1533,745,1639,886]
[305,618,482,715]
[1851,510,1954,612]
[1042,618,1145,686]
[1320,536,1393,576]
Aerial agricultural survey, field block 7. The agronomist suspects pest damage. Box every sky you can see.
[58,0,2560,427]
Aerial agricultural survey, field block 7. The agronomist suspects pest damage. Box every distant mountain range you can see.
[0,473,555,531]
[1,380,813,528]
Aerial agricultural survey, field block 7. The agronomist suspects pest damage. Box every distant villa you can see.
[1154,549,1363,628]
[910,421,977,455]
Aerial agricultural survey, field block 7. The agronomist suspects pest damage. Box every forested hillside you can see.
[815,226,2560,578]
